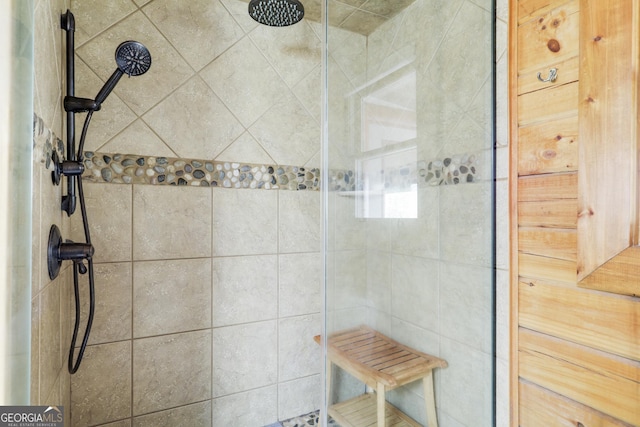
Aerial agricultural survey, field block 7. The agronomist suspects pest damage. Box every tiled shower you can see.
[28,0,509,426]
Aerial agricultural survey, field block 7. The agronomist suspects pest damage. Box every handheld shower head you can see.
[249,0,304,27]
[94,41,151,105]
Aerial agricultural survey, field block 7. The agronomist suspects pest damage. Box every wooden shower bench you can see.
[314,325,447,427]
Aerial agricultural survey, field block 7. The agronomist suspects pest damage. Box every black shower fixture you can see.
[249,0,304,27]
[50,9,152,374]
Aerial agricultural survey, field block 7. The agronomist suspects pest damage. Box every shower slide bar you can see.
[47,9,151,374]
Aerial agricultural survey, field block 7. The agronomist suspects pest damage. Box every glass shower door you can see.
[323,1,495,426]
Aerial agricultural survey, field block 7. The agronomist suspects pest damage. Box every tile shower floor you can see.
[265,410,339,427]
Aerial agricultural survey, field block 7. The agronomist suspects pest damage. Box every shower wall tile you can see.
[391,254,439,333]
[220,0,261,33]
[100,119,176,158]
[200,36,288,128]
[215,131,275,164]
[97,420,132,427]
[76,11,195,116]
[365,250,392,313]
[83,263,132,345]
[211,385,278,427]
[133,258,212,337]
[73,59,138,152]
[278,375,321,421]
[439,183,493,267]
[72,182,132,263]
[132,401,212,427]
[278,252,321,317]
[248,91,319,166]
[70,0,137,47]
[71,341,132,427]
[278,190,321,253]
[133,184,212,260]
[30,297,40,403]
[292,65,322,122]
[212,321,277,397]
[133,330,212,415]
[143,76,245,160]
[212,255,277,327]
[278,314,322,381]
[33,0,62,132]
[39,278,61,402]
[143,0,245,71]
[439,262,493,354]
[438,338,493,427]
[249,21,322,88]
[212,189,277,256]
[333,250,367,310]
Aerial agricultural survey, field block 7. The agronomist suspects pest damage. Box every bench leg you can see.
[377,382,385,427]
[423,371,438,427]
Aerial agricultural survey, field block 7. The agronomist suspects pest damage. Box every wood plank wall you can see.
[510,0,640,425]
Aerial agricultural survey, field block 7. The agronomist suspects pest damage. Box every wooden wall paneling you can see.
[519,380,636,427]
[517,115,578,175]
[518,56,579,95]
[518,252,576,283]
[577,0,636,280]
[517,0,575,26]
[519,328,640,426]
[579,246,640,297]
[509,0,520,424]
[517,0,579,71]
[517,198,577,228]
[518,82,579,127]
[517,172,577,201]
[519,279,640,360]
[518,227,576,260]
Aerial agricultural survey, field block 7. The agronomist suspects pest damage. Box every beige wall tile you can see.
[212,321,277,397]
[211,386,277,427]
[72,182,132,263]
[30,296,40,404]
[214,131,275,165]
[133,258,211,337]
[133,330,212,415]
[143,0,245,71]
[200,36,288,128]
[143,76,244,160]
[71,341,132,427]
[70,0,137,47]
[278,375,321,421]
[76,11,194,116]
[73,59,137,152]
[98,420,132,427]
[249,20,321,88]
[278,252,321,317]
[100,119,176,158]
[278,190,320,253]
[212,189,277,256]
[278,314,321,381]
[133,401,211,427]
[212,255,277,327]
[133,184,212,260]
[248,91,319,166]
[82,262,132,345]
[391,255,439,333]
[39,279,61,401]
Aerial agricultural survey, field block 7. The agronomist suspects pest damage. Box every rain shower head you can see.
[94,40,152,105]
[248,0,304,27]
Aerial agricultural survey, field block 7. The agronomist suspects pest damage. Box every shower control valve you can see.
[51,151,85,186]
[47,224,94,280]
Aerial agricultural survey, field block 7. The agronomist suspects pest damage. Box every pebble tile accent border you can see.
[33,113,480,192]
[82,151,321,191]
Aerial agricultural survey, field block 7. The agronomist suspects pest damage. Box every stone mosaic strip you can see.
[32,113,64,169]
[33,113,480,192]
[82,152,321,191]
[279,410,339,427]
[419,153,479,186]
